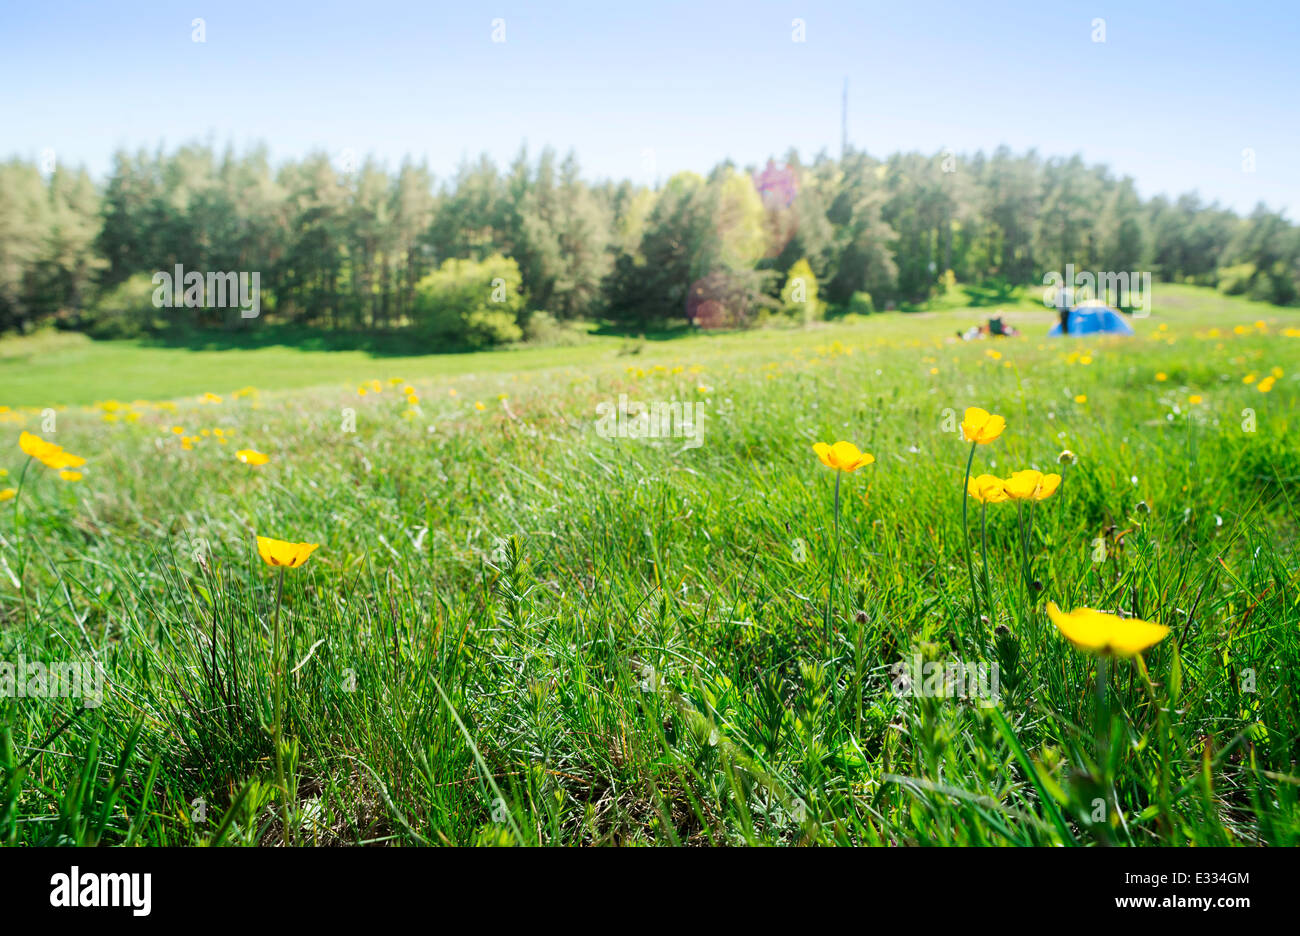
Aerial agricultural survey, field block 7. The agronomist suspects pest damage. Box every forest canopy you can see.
[1,143,1296,345]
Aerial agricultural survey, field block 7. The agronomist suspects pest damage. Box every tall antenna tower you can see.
[841,77,848,159]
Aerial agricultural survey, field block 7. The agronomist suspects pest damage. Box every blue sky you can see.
[2,0,1297,215]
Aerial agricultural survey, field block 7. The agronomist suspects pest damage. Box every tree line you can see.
[0,142,1295,345]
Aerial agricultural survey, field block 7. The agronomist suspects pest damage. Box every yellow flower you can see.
[58,470,82,482]
[960,407,1005,444]
[1188,394,1203,405]
[966,473,1008,503]
[1047,602,1170,656]
[19,431,86,470]
[50,448,86,469]
[1003,470,1061,501]
[1033,473,1062,500]
[236,449,269,466]
[1155,372,1168,382]
[0,488,15,501]
[201,392,223,404]
[812,441,875,472]
[20,430,57,461]
[475,401,486,411]
[256,536,320,569]
[1074,394,1087,404]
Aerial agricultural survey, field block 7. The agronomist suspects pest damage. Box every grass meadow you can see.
[2,283,1298,846]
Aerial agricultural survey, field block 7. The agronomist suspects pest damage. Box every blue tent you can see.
[1048,304,1134,337]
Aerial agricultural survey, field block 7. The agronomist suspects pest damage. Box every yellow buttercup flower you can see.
[966,473,1008,504]
[256,536,320,569]
[1188,395,1203,405]
[960,407,1005,444]
[43,449,86,470]
[236,449,270,466]
[812,441,875,472]
[475,401,486,411]
[58,470,82,482]
[19,431,86,470]
[20,430,58,461]
[1155,372,1168,382]
[0,488,15,501]
[1074,394,1087,404]
[1047,602,1170,657]
[1003,470,1062,501]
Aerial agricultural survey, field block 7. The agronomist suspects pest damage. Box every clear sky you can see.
[2,0,1297,215]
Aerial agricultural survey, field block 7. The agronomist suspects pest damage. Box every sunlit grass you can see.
[0,284,1297,846]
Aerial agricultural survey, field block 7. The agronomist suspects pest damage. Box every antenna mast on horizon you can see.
[841,77,848,159]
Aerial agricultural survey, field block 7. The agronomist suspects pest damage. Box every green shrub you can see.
[1216,263,1255,296]
[81,273,163,338]
[412,255,525,348]
[779,258,823,322]
[848,291,874,316]
[521,310,586,347]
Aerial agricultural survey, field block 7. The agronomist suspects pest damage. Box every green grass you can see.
[1,283,1298,846]
[0,282,1056,407]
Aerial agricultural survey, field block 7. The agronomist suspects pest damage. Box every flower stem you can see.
[960,441,981,625]
[1026,500,1038,597]
[1094,653,1114,843]
[1015,502,1032,595]
[980,502,994,624]
[12,455,32,613]
[270,565,290,842]
[824,469,842,648]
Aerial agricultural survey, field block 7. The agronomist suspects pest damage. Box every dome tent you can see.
[1048,300,1135,336]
